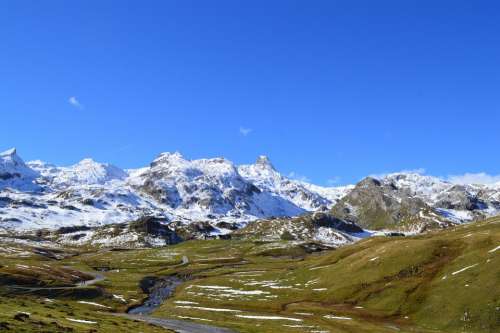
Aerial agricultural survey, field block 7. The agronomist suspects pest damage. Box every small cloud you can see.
[288,171,311,183]
[239,127,252,136]
[68,96,83,109]
[447,172,500,185]
[326,176,341,186]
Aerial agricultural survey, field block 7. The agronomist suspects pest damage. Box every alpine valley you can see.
[0,148,499,333]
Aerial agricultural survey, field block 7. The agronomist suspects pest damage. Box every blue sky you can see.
[1,1,499,185]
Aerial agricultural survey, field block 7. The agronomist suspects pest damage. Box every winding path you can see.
[7,270,105,291]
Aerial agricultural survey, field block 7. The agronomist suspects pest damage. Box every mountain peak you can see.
[1,148,17,157]
[151,152,185,167]
[255,155,275,170]
[78,158,99,165]
[0,147,39,184]
[158,151,184,159]
[0,147,26,168]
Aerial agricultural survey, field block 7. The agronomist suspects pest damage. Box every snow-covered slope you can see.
[330,172,500,232]
[0,149,344,232]
[238,156,346,210]
[29,158,127,186]
[1,149,499,237]
[131,152,305,220]
[0,148,39,191]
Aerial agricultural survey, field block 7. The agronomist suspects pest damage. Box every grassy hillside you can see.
[0,216,498,332]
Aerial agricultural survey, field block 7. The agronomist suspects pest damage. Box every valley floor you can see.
[0,217,499,333]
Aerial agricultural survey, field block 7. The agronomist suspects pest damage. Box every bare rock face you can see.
[310,211,363,233]
[330,177,446,232]
[434,185,486,211]
[128,216,183,245]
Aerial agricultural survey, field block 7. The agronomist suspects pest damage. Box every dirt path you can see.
[8,270,105,291]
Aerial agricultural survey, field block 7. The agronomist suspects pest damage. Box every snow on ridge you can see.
[52,158,127,186]
[238,156,336,211]
[0,147,39,179]
[2,149,499,233]
[0,147,40,191]
[0,150,349,231]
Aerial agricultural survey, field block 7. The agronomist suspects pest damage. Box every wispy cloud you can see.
[288,171,311,183]
[68,96,84,109]
[447,172,500,185]
[239,127,252,136]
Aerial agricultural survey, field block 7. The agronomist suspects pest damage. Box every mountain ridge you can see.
[1,148,499,245]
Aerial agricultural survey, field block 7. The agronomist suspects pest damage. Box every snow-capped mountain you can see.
[0,148,39,191]
[330,172,500,233]
[379,172,500,220]
[29,158,128,187]
[1,148,499,239]
[131,152,305,219]
[238,155,350,211]
[0,149,342,233]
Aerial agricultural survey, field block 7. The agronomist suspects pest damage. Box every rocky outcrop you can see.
[330,177,449,232]
[128,217,183,245]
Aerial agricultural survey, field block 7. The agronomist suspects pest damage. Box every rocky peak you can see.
[255,155,275,170]
[0,148,39,180]
[1,148,23,166]
[150,152,185,168]
[358,177,382,188]
[1,147,17,157]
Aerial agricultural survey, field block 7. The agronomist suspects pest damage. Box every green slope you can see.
[0,217,498,332]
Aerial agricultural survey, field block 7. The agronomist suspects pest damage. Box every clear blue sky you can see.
[1,1,499,185]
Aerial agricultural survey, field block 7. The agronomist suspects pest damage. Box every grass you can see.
[0,216,499,332]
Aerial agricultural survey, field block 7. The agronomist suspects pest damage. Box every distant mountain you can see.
[0,149,342,233]
[0,148,39,191]
[0,148,499,242]
[330,173,500,233]
[237,155,349,210]
[29,158,127,187]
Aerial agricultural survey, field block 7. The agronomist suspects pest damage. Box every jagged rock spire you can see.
[255,155,275,170]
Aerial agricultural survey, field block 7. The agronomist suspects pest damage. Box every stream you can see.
[128,275,184,315]
[125,275,237,333]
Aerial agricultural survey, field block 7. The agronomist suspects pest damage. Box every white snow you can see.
[173,301,199,305]
[1,149,500,246]
[175,305,242,312]
[324,315,352,320]
[451,263,479,275]
[235,315,303,322]
[66,318,97,324]
[175,315,213,322]
[77,301,111,309]
[488,245,500,253]
[0,150,354,235]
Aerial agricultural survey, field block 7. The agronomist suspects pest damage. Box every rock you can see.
[13,312,30,321]
[128,216,183,245]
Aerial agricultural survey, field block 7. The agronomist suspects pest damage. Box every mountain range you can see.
[1,148,499,246]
